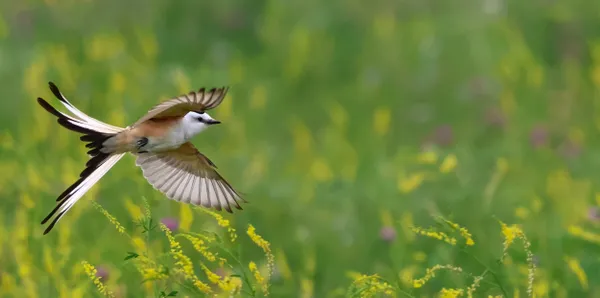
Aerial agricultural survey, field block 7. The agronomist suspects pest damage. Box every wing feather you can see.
[135,142,245,212]
[132,87,229,127]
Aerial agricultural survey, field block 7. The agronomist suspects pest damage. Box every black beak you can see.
[209,120,221,125]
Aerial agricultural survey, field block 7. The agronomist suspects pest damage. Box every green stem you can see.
[385,247,414,298]
[145,217,159,297]
[396,288,416,298]
[490,270,509,298]
[218,247,256,297]
[461,249,509,297]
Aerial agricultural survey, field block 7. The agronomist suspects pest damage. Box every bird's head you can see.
[183,111,221,137]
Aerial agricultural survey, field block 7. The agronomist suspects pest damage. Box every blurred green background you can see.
[2,0,600,297]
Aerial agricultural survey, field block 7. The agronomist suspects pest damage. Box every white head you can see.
[182,111,221,138]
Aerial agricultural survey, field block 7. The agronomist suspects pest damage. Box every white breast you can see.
[145,124,188,152]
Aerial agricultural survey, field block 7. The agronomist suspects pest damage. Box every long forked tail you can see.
[37,82,126,235]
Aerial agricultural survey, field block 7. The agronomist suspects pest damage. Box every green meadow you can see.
[1,0,600,297]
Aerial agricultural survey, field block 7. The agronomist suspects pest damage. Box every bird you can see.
[37,81,246,235]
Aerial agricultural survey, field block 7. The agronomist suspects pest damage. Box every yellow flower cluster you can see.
[141,196,151,219]
[248,261,266,294]
[500,222,523,259]
[81,261,114,298]
[159,223,212,294]
[499,221,535,297]
[132,255,168,282]
[568,225,600,244]
[247,225,275,295]
[439,154,458,173]
[350,274,395,297]
[564,256,588,290]
[412,264,463,288]
[439,288,464,298]
[91,202,127,236]
[443,219,475,246]
[466,275,483,297]
[197,208,237,242]
[181,234,218,262]
[399,172,426,193]
[140,266,168,281]
[411,227,457,245]
[200,264,239,293]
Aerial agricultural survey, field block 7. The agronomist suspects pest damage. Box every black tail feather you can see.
[37,97,114,153]
[43,210,67,235]
[48,81,69,104]
[37,97,65,118]
[37,95,116,231]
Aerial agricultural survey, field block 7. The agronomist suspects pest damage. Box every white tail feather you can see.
[49,82,124,133]
[47,153,124,231]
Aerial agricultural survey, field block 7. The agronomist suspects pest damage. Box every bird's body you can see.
[37,82,245,235]
[111,116,188,153]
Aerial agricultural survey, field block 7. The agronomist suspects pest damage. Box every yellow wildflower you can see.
[412,227,457,245]
[123,198,143,220]
[181,234,218,262]
[91,202,127,236]
[179,204,194,231]
[412,264,463,288]
[200,263,237,292]
[442,219,475,246]
[568,225,600,244]
[159,223,211,294]
[249,261,268,294]
[81,261,115,297]
[350,274,395,297]
[439,288,464,298]
[564,257,588,290]
[500,221,522,258]
[398,172,426,193]
[130,236,146,253]
[140,266,168,281]
[141,196,151,218]
[196,207,237,242]
[247,225,275,295]
[466,275,483,297]
[499,221,535,296]
[439,154,458,173]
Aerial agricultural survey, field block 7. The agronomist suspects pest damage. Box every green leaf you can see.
[124,252,139,260]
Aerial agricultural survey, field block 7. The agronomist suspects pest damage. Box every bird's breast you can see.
[127,118,188,152]
[148,127,187,152]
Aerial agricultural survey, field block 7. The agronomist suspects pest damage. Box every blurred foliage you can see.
[2,0,600,297]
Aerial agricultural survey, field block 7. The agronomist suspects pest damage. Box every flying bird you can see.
[37,82,245,235]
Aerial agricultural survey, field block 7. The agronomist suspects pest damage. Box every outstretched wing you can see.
[135,142,245,212]
[132,87,229,127]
